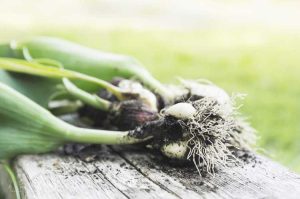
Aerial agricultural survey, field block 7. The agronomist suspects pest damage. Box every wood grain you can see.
[113,146,300,199]
[14,146,178,199]
[7,145,300,199]
[1,114,299,199]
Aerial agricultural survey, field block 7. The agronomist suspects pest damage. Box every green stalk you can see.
[62,78,111,111]
[0,68,109,112]
[50,102,83,116]
[3,162,20,199]
[0,37,174,104]
[0,82,149,161]
[0,58,125,100]
[63,125,140,145]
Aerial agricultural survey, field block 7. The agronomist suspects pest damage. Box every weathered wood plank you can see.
[83,146,179,198]
[15,155,127,199]
[112,146,202,199]
[3,114,299,199]
[113,146,300,199]
[14,146,179,199]
[10,145,300,199]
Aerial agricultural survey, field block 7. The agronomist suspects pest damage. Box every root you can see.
[183,96,256,176]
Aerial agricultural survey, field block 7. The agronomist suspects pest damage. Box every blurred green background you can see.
[0,0,299,172]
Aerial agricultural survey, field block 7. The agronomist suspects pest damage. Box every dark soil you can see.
[60,144,103,163]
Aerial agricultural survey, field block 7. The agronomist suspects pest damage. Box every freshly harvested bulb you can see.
[118,79,158,111]
[179,79,231,105]
[156,98,256,175]
[161,140,189,159]
[163,102,196,120]
[80,79,159,130]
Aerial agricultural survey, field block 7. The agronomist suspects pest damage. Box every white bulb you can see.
[181,80,230,105]
[161,141,188,159]
[164,102,196,119]
[118,79,158,110]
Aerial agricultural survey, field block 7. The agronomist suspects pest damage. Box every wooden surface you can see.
[1,114,300,199]
[3,145,300,199]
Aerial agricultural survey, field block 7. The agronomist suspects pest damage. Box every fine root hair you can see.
[182,96,256,175]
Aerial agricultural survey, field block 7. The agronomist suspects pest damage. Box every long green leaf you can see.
[0,58,76,78]
[0,70,58,107]
[0,37,174,104]
[0,58,124,100]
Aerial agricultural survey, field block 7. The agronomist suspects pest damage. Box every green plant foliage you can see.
[0,82,142,160]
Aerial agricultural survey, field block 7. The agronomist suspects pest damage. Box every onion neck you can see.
[136,67,175,105]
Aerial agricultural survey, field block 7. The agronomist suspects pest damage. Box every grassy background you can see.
[1,27,300,172]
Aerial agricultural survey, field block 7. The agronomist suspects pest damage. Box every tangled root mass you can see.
[182,96,256,175]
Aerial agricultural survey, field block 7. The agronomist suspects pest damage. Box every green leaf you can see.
[0,82,144,160]
[0,70,58,108]
[0,58,78,78]
[0,58,125,100]
[3,162,21,199]
[63,78,111,110]
[0,37,174,104]
[0,82,64,160]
